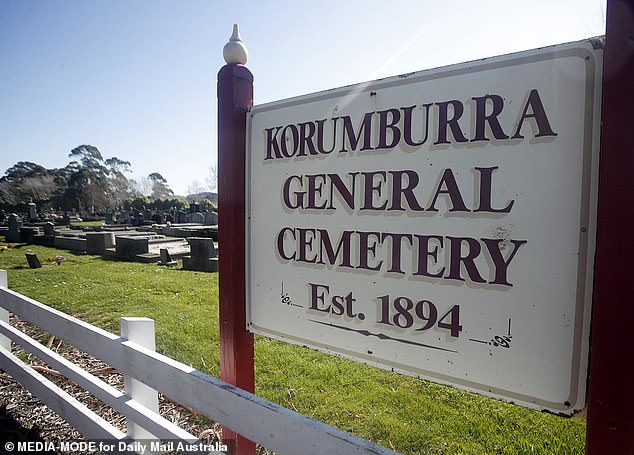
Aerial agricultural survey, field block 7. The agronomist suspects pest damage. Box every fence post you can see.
[217,24,256,455]
[585,0,634,452]
[120,317,159,446]
[0,270,9,351]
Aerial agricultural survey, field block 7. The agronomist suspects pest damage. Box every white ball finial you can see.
[223,24,248,65]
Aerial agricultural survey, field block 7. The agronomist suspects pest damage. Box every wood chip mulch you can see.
[0,316,272,454]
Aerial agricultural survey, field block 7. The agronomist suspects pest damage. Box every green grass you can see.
[0,241,586,454]
[69,220,106,227]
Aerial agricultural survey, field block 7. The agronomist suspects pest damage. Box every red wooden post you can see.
[217,25,256,455]
[586,0,634,453]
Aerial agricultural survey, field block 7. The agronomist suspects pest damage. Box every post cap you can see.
[223,24,248,65]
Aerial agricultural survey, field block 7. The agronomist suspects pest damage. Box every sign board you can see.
[246,39,602,413]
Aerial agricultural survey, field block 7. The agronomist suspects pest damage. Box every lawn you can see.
[69,220,106,228]
[0,241,587,454]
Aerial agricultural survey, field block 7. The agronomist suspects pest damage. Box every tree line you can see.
[0,145,187,213]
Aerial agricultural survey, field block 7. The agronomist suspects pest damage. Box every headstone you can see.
[28,203,37,221]
[86,232,116,254]
[43,222,56,237]
[6,214,22,242]
[204,211,218,225]
[157,248,178,267]
[182,237,218,272]
[189,237,217,258]
[188,212,205,224]
[25,253,42,269]
[105,212,114,224]
[115,236,150,259]
[54,233,87,251]
[19,227,39,243]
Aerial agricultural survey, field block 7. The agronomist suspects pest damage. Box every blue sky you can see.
[0,0,606,196]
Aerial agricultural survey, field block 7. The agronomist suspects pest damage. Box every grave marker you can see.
[157,248,178,267]
[182,237,218,272]
[6,214,22,243]
[25,253,42,269]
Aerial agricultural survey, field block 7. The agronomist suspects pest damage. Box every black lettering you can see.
[434,100,468,144]
[512,89,558,139]
[339,113,374,152]
[472,94,509,141]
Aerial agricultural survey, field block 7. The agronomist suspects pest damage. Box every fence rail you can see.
[0,270,398,455]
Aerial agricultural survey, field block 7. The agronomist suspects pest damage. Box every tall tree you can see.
[148,172,173,199]
[135,177,152,198]
[0,161,53,206]
[0,181,17,205]
[21,175,56,202]
[105,157,135,208]
[206,163,218,192]
[1,161,48,183]
[68,145,109,181]
[105,157,131,177]
[65,145,110,211]
[186,179,205,202]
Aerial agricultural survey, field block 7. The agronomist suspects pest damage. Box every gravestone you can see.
[188,212,205,224]
[28,203,37,221]
[22,226,46,244]
[25,253,42,269]
[204,211,218,225]
[191,237,217,258]
[43,222,56,237]
[151,213,161,224]
[86,232,115,254]
[182,237,218,272]
[115,236,150,259]
[54,233,87,251]
[157,248,178,267]
[6,214,22,242]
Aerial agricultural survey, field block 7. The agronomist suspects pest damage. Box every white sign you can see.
[246,40,602,413]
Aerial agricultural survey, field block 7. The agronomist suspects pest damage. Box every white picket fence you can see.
[0,270,399,455]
